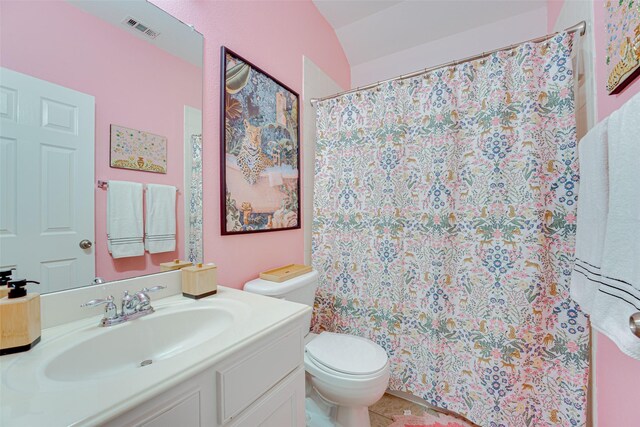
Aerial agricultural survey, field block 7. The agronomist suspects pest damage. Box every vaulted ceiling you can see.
[312,0,547,67]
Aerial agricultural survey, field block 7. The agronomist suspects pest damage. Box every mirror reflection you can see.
[0,0,204,294]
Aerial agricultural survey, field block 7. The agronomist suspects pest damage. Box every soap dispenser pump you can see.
[0,268,15,299]
[7,279,38,298]
[0,279,41,355]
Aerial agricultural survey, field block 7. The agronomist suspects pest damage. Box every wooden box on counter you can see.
[160,259,193,272]
[0,294,41,355]
[182,263,217,299]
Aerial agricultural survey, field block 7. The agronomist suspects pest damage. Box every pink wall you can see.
[1,1,202,282]
[149,0,350,289]
[548,1,640,425]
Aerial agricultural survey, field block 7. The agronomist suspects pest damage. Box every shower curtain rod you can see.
[310,20,586,106]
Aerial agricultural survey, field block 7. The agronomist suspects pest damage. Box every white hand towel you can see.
[107,180,144,259]
[571,118,609,313]
[596,93,640,359]
[144,184,177,254]
[572,92,640,360]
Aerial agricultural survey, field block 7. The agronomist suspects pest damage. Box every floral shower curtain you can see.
[312,32,589,427]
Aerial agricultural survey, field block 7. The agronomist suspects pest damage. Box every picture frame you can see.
[605,1,640,94]
[110,124,167,173]
[220,47,301,235]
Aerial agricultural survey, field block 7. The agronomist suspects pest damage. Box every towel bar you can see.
[97,180,179,193]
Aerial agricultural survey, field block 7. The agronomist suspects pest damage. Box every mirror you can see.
[0,0,203,293]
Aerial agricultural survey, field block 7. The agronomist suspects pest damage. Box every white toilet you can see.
[244,270,390,427]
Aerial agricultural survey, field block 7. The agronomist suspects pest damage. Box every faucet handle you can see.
[142,285,166,293]
[81,295,118,320]
[134,286,166,312]
[81,295,114,307]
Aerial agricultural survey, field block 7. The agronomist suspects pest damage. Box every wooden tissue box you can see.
[182,263,217,299]
[160,259,193,272]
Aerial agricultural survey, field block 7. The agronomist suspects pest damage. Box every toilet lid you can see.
[305,332,388,375]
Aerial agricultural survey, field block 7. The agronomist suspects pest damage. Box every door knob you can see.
[79,239,93,249]
[629,312,640,338]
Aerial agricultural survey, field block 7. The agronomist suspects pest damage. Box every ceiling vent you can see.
[122,16,160,39]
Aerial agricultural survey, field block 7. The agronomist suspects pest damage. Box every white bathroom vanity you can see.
[0,277,310,427]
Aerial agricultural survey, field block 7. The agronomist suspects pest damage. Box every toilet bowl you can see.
[305,332,390,426]
[244,271,390,426]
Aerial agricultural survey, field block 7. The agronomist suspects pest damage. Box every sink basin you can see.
[44,305,233,382]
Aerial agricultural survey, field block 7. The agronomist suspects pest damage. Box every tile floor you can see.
[368,393,476,427]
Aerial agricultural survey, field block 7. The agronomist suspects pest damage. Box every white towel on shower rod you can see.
[107,180,144,258]
[572,92,640,360]
[571,118,609,313]
[144,184,177,254]
[597,92,640,359]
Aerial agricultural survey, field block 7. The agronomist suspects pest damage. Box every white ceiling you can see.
[68,0,203,68]
[313,0,547,67]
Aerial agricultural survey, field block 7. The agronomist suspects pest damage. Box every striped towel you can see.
[107,181,144,258]
[144,184,177,254]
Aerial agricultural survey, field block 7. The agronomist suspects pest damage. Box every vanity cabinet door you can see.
[140,391,200,427]
[216,327,303,423]
[227,366,305,427]
[102,369,215,427]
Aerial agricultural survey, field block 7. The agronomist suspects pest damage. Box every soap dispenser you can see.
[0,279,41,355]
[0,268,15,299]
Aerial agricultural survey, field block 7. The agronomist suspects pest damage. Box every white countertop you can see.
[0,286,310,426]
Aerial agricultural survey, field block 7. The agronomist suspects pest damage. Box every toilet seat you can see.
[305,332,388,378]
[305,353,388,382]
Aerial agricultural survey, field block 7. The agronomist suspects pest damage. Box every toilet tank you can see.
[244,270,319,334]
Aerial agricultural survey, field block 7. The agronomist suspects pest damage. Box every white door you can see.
[0,67,95,293]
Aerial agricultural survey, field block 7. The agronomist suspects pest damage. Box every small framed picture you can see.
[220,47,300,235]
[110,124,167,173]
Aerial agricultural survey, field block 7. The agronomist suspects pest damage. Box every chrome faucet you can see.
[81,285,166,327]
[81,295,122,326]
[121,290,137,316]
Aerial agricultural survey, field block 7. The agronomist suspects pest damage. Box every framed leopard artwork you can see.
[220,47,300,234]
